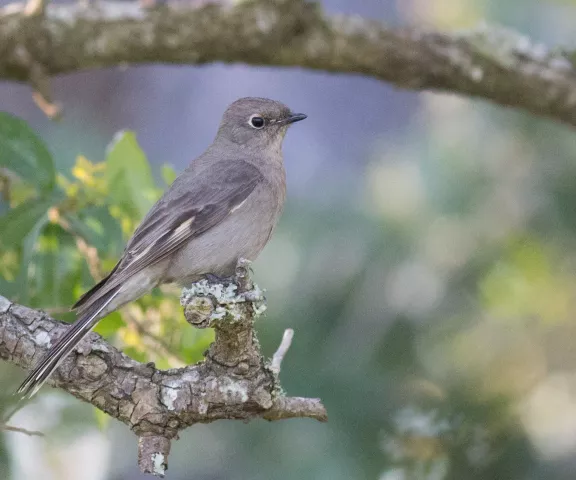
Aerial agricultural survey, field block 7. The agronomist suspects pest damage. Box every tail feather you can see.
[17,288,121,398]
[72,261,120,311]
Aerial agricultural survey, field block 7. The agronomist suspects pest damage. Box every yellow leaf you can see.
[93,407,111,431]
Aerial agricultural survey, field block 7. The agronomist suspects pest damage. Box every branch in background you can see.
[0,259,327,477]
[1,424,44,436]
[23,0,60,117]
[8,0,62,119]
[0,0,575,126]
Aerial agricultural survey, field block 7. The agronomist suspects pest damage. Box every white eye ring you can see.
[249,114,265,129]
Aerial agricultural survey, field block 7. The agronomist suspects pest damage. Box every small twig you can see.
[50,208,102,280]
[1,424,44,437]
[138,435,170,477]
[10,41,61,119]
[10,9,61,119]
[139,0,157,9]
[0,170,11,202]
[122,309,185,366]
[263,397,328,423]
[73,236,103,281]
[29,62,61,119]
[23,0,47,16]
[31,91,61,120]
[270,328,294,375]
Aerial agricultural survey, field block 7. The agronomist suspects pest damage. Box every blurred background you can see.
[2,0,576,479]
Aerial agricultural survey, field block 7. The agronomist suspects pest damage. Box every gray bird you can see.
[17,97,306,398]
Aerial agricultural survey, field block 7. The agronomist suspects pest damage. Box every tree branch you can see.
[0,260,326,477]
[0,0,575,126]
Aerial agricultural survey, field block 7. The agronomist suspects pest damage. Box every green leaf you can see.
[93,407,111,431]
[63,207,124,256]
[105,131,156,219]
[181,328,214,363]
[34,226,59,305]
[5,209,51,303]
[122,346,147,363]
[0,112,55,192]
[161,164,177,186]
[29,225,79,308]
[93,311,124,338]
[0,195,58,248]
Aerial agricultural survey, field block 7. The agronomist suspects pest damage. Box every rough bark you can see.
[0,260,327,477]
[0,0,575,126]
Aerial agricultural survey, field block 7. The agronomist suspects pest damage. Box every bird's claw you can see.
[204,273,234,287]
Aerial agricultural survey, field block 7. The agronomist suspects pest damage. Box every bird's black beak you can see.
[282,113,307,125]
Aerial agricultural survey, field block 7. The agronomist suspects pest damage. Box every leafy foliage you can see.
[0,114,213,381]
[0,112,55,193]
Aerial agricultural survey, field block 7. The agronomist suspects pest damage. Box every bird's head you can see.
[216,97,307,150]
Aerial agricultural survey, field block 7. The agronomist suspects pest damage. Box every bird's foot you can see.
[204,273,234,287]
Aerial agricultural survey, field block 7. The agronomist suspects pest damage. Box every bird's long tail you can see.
[17,287,121,399]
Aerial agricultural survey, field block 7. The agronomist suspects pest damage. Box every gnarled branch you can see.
[0,0,575,126]
[0,260,326,477]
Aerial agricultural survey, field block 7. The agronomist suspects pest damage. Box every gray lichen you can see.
[181,279,267,327]
[160,386,178,411]
[34,330,51,347]
[181,280,241,304]
[181,279,265,305]
[151,453,166,476]
[0,295,11,314]
[462,22,574,71]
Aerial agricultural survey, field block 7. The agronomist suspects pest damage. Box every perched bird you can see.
[18,97,306,398]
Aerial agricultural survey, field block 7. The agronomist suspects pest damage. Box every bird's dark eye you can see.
[249,115,265,129]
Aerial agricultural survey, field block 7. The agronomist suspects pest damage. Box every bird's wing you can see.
[72,160,263,311]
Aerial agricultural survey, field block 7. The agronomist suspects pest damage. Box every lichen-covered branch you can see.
[0,0,576,127]
[0,260,326,477]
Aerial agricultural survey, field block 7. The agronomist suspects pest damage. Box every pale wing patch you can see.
[230,199,247,213]
[130,242,153,261]
[129,217,195,261]
[174,217,195,236]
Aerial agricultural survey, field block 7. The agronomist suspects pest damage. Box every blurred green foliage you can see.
[0,112,213,377]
